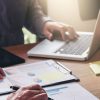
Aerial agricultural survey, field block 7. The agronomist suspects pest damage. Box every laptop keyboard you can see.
[56,34,92,55]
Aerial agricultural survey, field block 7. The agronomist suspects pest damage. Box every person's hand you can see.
[43,21,79,41]
[0,67,5,79]
[7,84,48,100]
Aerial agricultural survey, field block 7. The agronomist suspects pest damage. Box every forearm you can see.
[24,0,52,40]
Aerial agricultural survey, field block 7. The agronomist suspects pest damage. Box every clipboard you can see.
[3,60,80,87]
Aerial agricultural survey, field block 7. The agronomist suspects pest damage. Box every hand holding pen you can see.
[8,84,53,100]
[6,84,48,100]
[0,67,53,100]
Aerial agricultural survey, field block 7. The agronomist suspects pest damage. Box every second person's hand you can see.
[7,84,48,100]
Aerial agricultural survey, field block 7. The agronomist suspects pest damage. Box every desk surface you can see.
[5,44,100,99]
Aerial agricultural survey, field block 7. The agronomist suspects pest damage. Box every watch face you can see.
[0,48,25,68]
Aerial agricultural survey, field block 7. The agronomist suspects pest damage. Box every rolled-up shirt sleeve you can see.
[24,0,52,40]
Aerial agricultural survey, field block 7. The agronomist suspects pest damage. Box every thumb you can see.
[44,31,53,40]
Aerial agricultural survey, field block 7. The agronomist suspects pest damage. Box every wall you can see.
[47,0,96,32]
[38,0,47,15]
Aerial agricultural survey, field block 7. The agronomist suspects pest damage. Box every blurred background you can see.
[24,0,100,44]
[47,0,100,32]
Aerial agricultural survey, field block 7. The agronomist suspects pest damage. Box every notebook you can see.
[27,11,100,61]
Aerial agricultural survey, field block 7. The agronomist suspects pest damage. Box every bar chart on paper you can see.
[44,83,99,100]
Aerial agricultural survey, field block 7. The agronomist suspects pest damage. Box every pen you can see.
[0,90,15,96]
[10,86,54,100]
[56,61,72,74]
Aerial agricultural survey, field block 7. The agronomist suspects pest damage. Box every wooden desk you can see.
[5,44,100,99]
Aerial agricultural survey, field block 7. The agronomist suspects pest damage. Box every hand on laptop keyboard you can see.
[43,21,79,41]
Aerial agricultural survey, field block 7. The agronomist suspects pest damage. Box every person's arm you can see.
[7,84,48,100]
[24,0,51,40]
[24,0,78,41]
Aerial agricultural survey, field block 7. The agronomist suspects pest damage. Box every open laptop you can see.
[27,11,100,61]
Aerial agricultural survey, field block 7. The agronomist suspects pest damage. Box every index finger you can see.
[22,84,43,91]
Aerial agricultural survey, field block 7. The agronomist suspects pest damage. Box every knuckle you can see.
[22,87,26,90]
[60,25,65,30]
[35,84,40,87]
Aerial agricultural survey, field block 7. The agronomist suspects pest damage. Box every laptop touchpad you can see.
[29,39,65,54]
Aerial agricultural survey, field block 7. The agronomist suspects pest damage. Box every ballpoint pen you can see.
[10,86,54,100]
[56,61,72,74]
[0,90,16,96]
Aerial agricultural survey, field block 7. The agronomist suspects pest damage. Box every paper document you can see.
[4,60,79,87]
[0,60,98,100]
[0,95,8,100]
[0,78,13,100]
[44,83,99,100]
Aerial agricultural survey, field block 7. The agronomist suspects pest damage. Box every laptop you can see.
[27,11,100,61]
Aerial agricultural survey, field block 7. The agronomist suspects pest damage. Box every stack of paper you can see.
[0,60,99,100]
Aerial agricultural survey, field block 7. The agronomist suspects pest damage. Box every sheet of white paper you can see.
[0,95,8,100]
[44,83,99,100]
[0,78,12,89]
[0,60,98,100]
[0,78,13,100]
[4,60,77,87]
